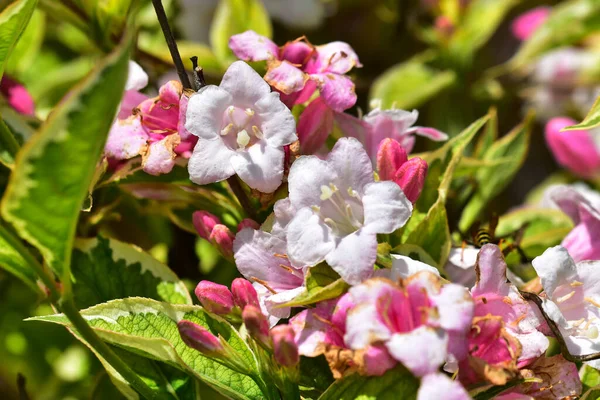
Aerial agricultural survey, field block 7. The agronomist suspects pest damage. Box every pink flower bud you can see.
[297,97,334,154]
[231,278,260,309]
[178,320,223,354]
[394,157,428,203]
[242,305,269,345]
[376,138,408,181]
[237,218,260,232]
[192,211,221,241]
[195,281,234,315]
[209,225,235,258]
[270,324,299,367]
[545,117,600,178]
[0,76,35,116]
[511,7,551,41]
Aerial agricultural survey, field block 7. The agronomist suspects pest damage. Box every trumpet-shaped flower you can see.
[285,137,412,284]
[229,31,361,112]
[543,184,600,262]
[531,246,600,368]
[185,61,297,193]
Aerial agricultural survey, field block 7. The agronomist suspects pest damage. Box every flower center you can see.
[220,106,264,150]
[311,183,364,236]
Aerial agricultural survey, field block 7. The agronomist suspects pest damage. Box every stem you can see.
[520,291,600,362]
[151,0,192,89]
[227,176,258,220]
[190,56,206,91]
[59,296,160,399]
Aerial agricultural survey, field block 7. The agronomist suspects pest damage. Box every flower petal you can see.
[288,156,338,209]
[312,73,357,112]
[375,254,440,280]
[264,60,308,94]
[254,91,297,147]
[362,181,412,234]
[105,116,148,160]
[326,137,373,196]
[385,327,448,377]
[287,207,336,267]
[404,126,448,141]
[531,246,577,298]
[188,138,236,185]
[142,135,179,175]
[185,85,232,140]
[418,373,470,400]
[297,97,334,154]
[231,141,285,193]
[220,61,271,105]
[229,30,279,61]
[325,229,377,285]
[126,61,148,91]
[308,41,361,74]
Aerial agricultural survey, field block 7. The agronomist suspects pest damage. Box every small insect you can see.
[464,215,529,262]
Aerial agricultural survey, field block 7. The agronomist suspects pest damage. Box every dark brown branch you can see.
[520,291,600,362]
[151,0,192,89]
[190,56,206,91]
[17,374,30,400]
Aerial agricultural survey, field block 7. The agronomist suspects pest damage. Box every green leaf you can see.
[0,0,38,79]
[72,236,192,309]
[458,112,533,232]
[318,366,420,400]
[210,0,272,64]
[370,57,455,110]
[582,365,600,391]
[581,386,600,400]
[447,0,518,64]
[507,0,600,70]
[29,298,265,400]
[563,95,600,131]
[400,114,490,268]
[1,32,131,278]
[299,355,334,395]
[0,114,18,168]
[280,263,349,308]
[0,222,39,293]
[5,8,44,76]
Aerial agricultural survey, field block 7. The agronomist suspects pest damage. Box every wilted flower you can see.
[229,30,361,112]
[185,61,297,193]
[285,138,412,284]
[532,246,600,368]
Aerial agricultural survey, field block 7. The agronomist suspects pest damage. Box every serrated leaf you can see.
[0,223,39,293]
[370,58,455,110]
[447,0,518,64]
[400,114,490,268]
[458,112,533,232]
[0,0,38,79]
[507,0,600,70]
[563,95,600,131]
[29,298,265,400]
[280,263,349,308]
[210,0,272,64]
[72,236,192,309]
[317,366,419,400]
[1,32,131,278]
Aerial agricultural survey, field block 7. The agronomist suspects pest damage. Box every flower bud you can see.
[511,7,550,41]
[270,325,299,367]
[545,117,600,178]
[376,138,408,181]
[242,305,269,345]
[394,157,428,203]
[195,280,234,315]
[209,224,235,258]
[0,76,35,116]
[297,97,334,154]
[231,278,260,309]
[178,320,223,354]
[237,218,260,232]
[192,211,221,241]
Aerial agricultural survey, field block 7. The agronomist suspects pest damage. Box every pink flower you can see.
[531,246,600,369]
[285,138,413,284]
[543,184,600,262]
[229,30,361,112]
[185,61,297,193]
[511,7,551,41]
[0,76,35,116]
[545,117,600,179]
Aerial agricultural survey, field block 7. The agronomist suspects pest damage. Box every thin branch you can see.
[151,0,192,89]
[227,176,258,220]
[17,374,30,400]
[520,291,600,362]
[190,56,206,91]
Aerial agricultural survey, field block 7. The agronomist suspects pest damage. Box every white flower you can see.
[185,61,297,193]
[286,137,413,284]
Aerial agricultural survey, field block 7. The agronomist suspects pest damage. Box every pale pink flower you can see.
[531,246,600,369]
[229,30,361,112]
[185,61,297,193]
[285,138,412,284]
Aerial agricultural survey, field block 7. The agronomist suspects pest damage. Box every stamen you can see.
[273,253,288,259]
[311,205,321,212]
[502,297,513,306]
[251,277,277,294]
[245,108,255,117]
[236,129,250,149]
[252,125,263,139]
[347,187,358,198]
[323,218,338,230]
[220,123,233,136]
[556,291,576,303]
[278,264,294,273]
[570,280,584,287]
[320,185,334,200]
[587,325,599,339]
[571,318,586,328]
[585,297,600,308]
